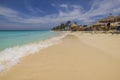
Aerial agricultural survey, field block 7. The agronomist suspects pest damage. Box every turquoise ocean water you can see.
[0,30,62,51]
[0,30,66,72]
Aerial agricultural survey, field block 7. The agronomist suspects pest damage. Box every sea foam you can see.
[0,33,68,73]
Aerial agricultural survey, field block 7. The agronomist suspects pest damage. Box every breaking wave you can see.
[0,33,68,73]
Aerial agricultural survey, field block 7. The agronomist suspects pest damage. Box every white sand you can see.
[0,32,120,80]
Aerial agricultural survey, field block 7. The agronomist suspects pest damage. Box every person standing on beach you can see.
[107,21,111,31]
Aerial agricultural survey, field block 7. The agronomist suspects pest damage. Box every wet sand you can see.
[0,33,120,80]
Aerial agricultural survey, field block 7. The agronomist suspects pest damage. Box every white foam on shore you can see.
[0,33,69,73]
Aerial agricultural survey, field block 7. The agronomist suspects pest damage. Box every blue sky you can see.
[0,0,120,30]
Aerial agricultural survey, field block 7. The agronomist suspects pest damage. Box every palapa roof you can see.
[116,15,120,18]
[92,23,100,27]
[115,15,120,21]
[92,22,105,27]
[71,23,78,28]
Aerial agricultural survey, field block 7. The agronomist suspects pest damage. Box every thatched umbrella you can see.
[115,15,120,22]
[70,23,78,31]
[78,25,84,31]
[71,23,78,28]
[108,15,120,29]
[91,22,99,31]
[92,22,102,27]
[92,22,106,31]
[99,18,107,23]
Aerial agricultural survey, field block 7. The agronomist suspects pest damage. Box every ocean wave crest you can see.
[0,33,68,73]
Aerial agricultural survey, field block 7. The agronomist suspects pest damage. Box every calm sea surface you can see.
[0,30,62,51]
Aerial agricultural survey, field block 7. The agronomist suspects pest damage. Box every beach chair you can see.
[115,26,120,34]
[116,26,120,31]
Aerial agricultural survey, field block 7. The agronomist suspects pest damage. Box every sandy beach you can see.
[0,32,120,80]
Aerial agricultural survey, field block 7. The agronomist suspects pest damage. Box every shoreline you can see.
[0,32,68,73]
[0,32,120,80]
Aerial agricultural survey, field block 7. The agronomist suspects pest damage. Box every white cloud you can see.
[59,4,68,8]
[25,1,45,15]
[85,0,120,16]
[0,0,120,25]
[28,7,44,14]
[51,3,56,7]
[112,7,120,14]
[0,7,19,18]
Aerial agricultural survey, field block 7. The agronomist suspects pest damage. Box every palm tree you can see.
[59,23,65,30]
[74,21,77,24]
[71,22,78,31]
[51,21,71,31]
[65,21,71,30]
